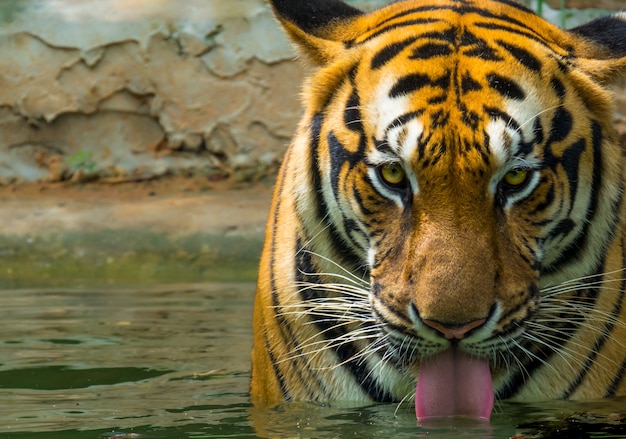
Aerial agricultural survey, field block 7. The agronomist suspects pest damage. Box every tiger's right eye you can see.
[379,163,407,188]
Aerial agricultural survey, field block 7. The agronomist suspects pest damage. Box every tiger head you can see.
[260,0,626,417]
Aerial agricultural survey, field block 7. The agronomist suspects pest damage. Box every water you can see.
[0,283,623,438]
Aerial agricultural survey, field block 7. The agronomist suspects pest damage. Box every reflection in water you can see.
[0,283,254,433]
[0,283,623,438]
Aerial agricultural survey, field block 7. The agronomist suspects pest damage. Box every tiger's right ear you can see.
[268,0,365,65]
[569,12,626,83]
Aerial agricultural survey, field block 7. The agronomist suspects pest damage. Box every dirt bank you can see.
[0,177,274,288]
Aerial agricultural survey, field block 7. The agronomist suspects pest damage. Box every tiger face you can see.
[326,6,622,381]
[251,0,626,420]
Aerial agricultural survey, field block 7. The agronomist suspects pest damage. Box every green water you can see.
[0,283,623,438]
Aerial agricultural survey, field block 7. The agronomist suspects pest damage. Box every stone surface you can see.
[0,0,306,183]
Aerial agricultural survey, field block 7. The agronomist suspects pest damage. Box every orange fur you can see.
[252,0,626,406]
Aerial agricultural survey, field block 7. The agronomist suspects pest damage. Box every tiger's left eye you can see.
[379,163,407,187]
[502,169,529,188]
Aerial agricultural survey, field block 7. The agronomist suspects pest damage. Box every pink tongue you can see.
[415,348,493,420]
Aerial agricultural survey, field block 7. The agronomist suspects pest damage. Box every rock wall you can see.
[0,0,310,183]
[0,0,622,184]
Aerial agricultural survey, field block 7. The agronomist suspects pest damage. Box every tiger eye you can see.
[380,163,407,187]
[503,169,528,187]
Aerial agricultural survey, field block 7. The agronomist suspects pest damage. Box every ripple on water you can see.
[0,283,623,438]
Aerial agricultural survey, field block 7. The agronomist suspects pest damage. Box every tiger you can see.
[250,0,626,420]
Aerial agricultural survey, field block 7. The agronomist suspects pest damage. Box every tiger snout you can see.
[372,215,540,351]
[372,244,506,420]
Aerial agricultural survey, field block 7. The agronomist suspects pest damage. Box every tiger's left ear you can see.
[268,0,365,65]
[569,13,626,83]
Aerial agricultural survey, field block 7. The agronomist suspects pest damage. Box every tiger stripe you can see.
[251,0,626,410]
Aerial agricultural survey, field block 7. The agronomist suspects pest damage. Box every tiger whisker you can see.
[537,300,626,330]
[294,281,370,297]
[521,332,619,378]
[300,330,383,358]
[343,336,390,368]
[525,325,595,360]
[394,390,415,417]
[527,321,626,361]
[276,302,370,318]
[534,307,626,330]
[297,248,370,286]
[555,267,626,282]
[541,268,626,293]
[509,337,556,378]
[279,324,384,365]
[541,281,626,297]
[312,331,389,371]
[513,104,564,138]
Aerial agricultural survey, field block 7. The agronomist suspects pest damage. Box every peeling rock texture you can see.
[0,0,622,183]
[0,0,308,183]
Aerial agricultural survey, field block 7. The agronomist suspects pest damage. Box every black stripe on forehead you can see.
[495,40,543,72]
[352,17,443,46]
[384,111,425,138]
[389,73,430,98]
[369,28,457,70]
[372,2,533,34]
[373,138,395,156]
[485,106,522,133]
[410,42,454,60]
[355,1,540,46]
[389,71,451,98]
[460,30,505,61]
[487,73,526,100]
[475,22,551,51]
[371,36,418,70]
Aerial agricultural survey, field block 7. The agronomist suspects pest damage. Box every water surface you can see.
[0,283,623,438]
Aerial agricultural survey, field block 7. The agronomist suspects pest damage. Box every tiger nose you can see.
[422,318,486,340]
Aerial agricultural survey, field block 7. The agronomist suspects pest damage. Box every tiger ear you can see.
[268,0,364,65]
[569,13,626,83]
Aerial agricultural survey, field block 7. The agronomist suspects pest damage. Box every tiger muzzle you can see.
[408,226,498,328]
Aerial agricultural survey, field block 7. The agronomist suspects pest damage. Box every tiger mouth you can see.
[380,321,496,364]
[376,322,497,419]
[373,293,536,358]
[372,299,535,419]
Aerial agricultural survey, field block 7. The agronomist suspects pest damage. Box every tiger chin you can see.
[251,0,626,420]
